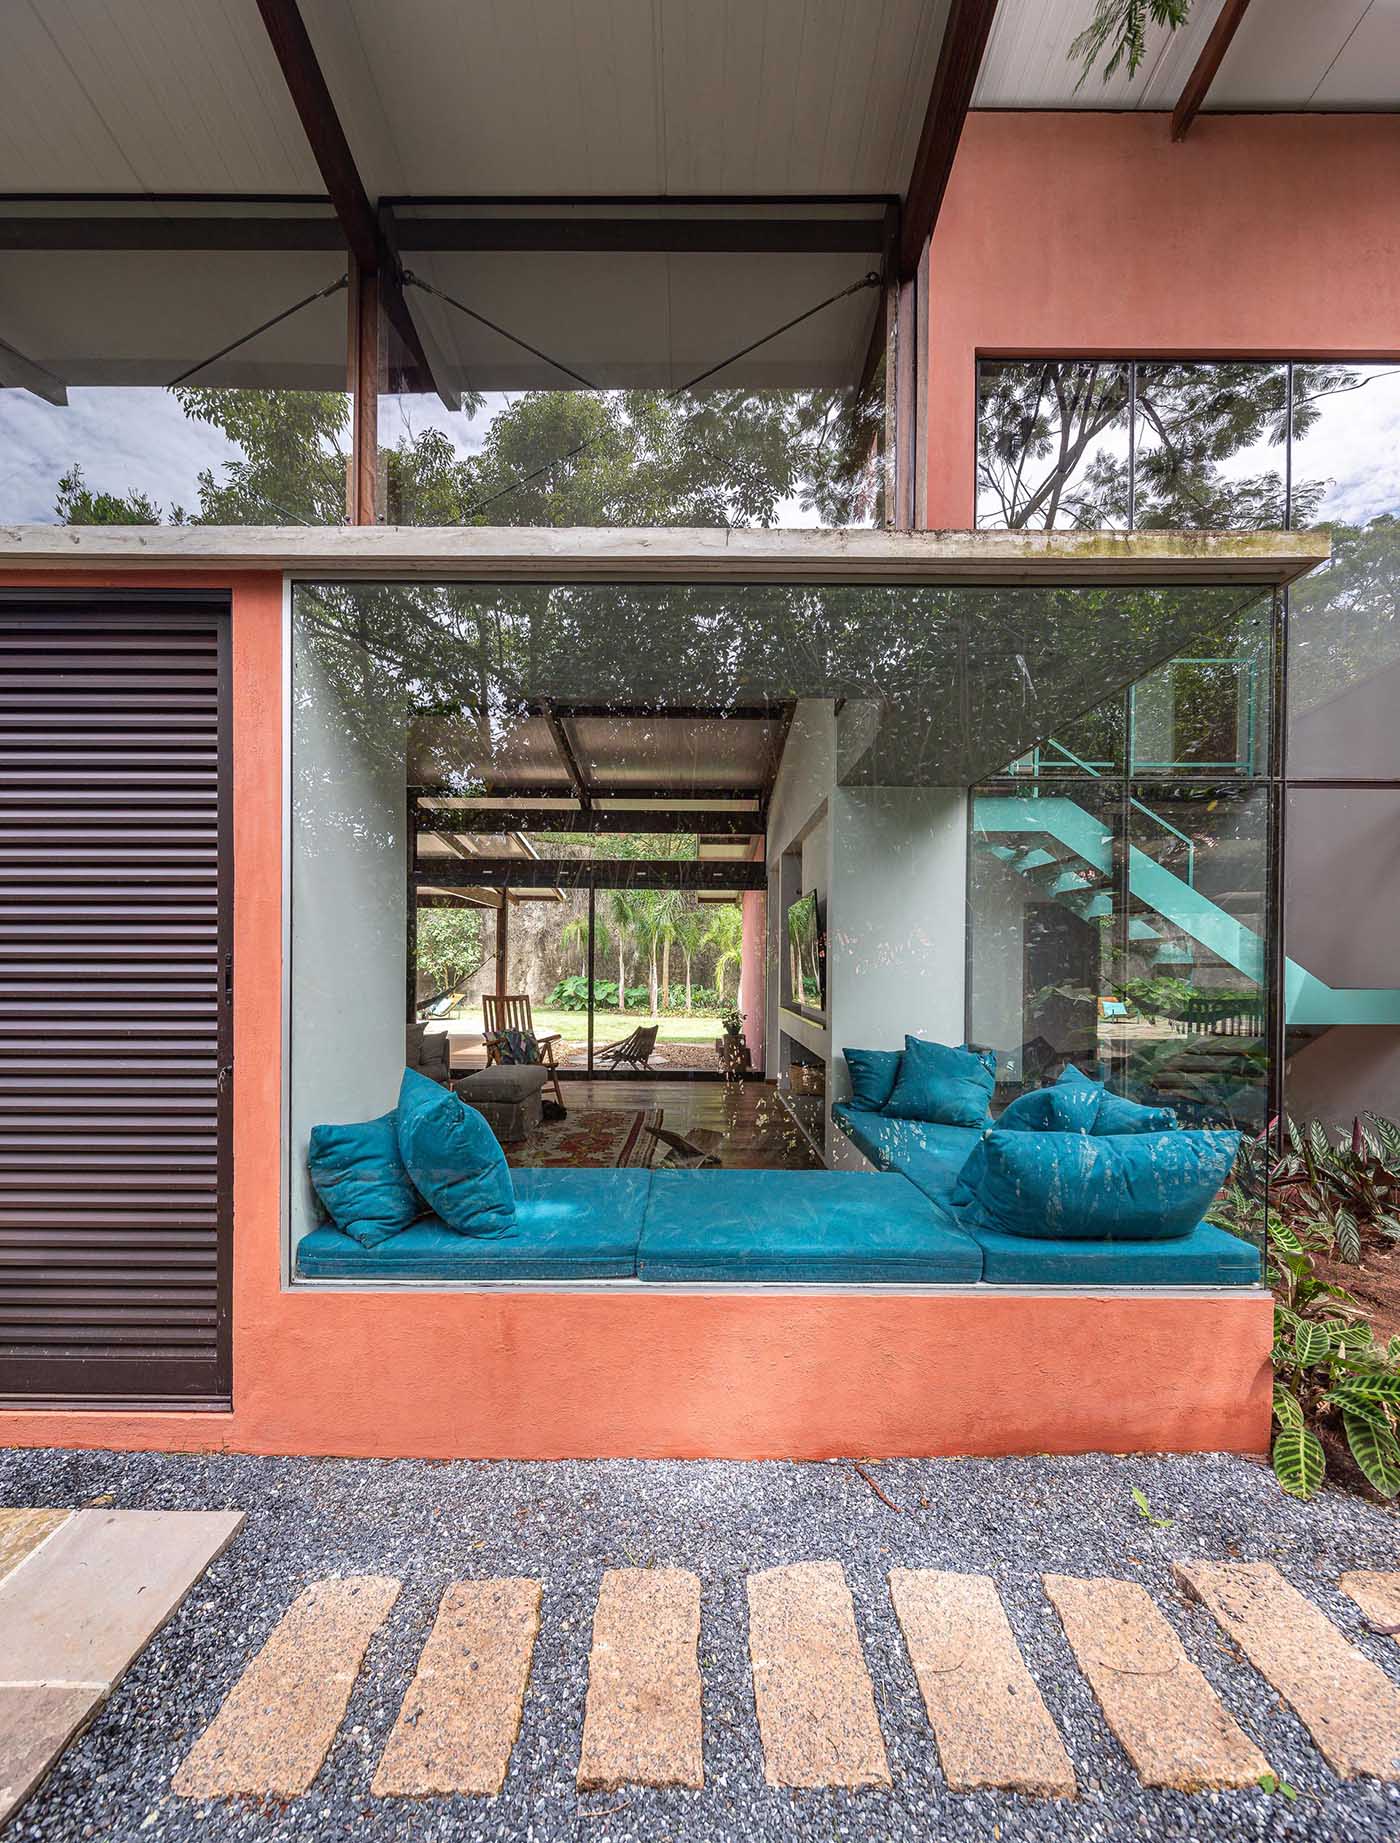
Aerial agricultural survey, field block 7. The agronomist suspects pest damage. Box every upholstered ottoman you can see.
[455,1064,548,1143]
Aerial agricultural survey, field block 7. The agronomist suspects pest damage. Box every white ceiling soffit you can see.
[972,0,1231,109]
[973,0,1400,112]
[0,0,951,200]
[1211,0,1400,109]
[0,0,321,194]
[306,0,951,198]
[406,250,879,391]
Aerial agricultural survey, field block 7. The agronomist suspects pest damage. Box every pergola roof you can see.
[2,1,1394,404]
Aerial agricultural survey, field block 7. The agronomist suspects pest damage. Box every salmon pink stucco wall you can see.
[926,112,1400,527]
[0,567,1273,1461]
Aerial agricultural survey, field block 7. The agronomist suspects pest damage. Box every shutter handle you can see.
[217,1063,234,1095]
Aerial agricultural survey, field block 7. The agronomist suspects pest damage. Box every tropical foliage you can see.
[1071,1,1191,86]
[1211,1113,1400,1500]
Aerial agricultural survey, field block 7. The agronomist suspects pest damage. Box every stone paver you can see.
[1045,1573,1268,1791]
[890,1569,1075,1797]
[0,1509,244,1690]
[1174,1560,1400,1781]
[746,1560,889,1789]
[373,1577,541,1797]
[577,1568,703,1791]
[1339,1569,1400,1639]
[173,1576,400,1799]
[0,1511,70,1589]
[0,1685,94,1827]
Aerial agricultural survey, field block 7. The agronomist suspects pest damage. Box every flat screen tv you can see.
[786,890,825,1012]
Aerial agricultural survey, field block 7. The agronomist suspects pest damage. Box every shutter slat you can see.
[0,602,229,1403]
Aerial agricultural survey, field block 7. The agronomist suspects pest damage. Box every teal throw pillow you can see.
[962,1042,997,1078]
[307,1111,422,1249]
[950,1127,1240,1242]
[396,1067,517,1238]
[996,1085,1100,1134]
[1093,1090,1179,1135]
[883,1037,994,1128]
[842,1047,903,1112]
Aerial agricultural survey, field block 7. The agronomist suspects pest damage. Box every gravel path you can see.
[4,1447,1400,1842]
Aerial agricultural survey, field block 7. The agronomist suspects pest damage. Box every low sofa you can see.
[296,1126,1259,1289]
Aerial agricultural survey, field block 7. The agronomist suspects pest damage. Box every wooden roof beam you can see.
[1173,0,1252,141]
[253,0,459,409]
[899,0,1000,279]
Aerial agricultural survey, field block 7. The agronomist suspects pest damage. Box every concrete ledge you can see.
[0,524,1328,586]
[0,1288,1273,1462]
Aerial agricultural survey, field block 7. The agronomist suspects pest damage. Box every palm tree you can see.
[606,890,643,1010]
[626,892,667,1017]
[703,903,745,1006]
[559,912,589,979]
[653,889,685,1010]
[672,906,707,1011]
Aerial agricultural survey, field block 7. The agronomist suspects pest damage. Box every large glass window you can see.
[289,574,1264,1278]
[978,355,1400,1127]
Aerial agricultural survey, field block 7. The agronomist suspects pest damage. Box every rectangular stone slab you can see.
[373,1577,540,1796]
[0,1684,97,1826]
[746,1560,889,1788]
[577,1568,703,1790]
[173,1576,400,1799]
[1339,1570,1400,1639]
[890,1570,1075,1797]
[1174,1561,1400,1780]
[0,1509,244,1690]
[0,1510,70,1589]
[1045,1574,1267,1791]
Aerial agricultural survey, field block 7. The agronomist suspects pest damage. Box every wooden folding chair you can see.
[482,992,564,1106]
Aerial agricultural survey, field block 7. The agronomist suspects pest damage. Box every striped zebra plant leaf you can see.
[1272,1425,1325,1500]
[1342,1413,1400,1498]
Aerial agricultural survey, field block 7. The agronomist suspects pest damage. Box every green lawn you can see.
[534,1006,727,1046]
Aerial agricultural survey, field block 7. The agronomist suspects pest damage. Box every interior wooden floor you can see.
[558,1078,824,1170]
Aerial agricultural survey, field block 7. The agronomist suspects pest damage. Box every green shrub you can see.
[1210,1111,1400,1500]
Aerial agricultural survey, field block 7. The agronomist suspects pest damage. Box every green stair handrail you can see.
[1007,737,1196,887]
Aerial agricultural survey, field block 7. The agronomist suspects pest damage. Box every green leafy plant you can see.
[1257,1773,1298,1801]
[720,1004,745,1039]
[1230,1112,1400,1266]
[1070,1,1192,86]
[1130,1487,1171,1530]
[1215,1192,1400,1499]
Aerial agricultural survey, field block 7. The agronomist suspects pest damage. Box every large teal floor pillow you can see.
[842,1047,903,1111]
[883,1036,993,1128]
[996,1085,1099,1134]
[307,1111,422,1249]
[396,1067,517,1237]
[951,1126,1241,1242]
[1054,1064,1178,1135]
[1093,1090,1179,1134]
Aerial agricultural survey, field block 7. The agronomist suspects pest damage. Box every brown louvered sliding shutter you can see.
[0,595,232,1405]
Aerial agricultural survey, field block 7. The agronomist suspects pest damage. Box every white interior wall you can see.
[826,786,968,1106]
[967,850,1028,1083]
[290,628,408,1253]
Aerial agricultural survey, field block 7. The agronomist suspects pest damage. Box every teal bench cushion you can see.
[958,1216,1260,1287]
[831,1103,981,1191]
[638,1168,982,1283]
[297,1167,649,1280]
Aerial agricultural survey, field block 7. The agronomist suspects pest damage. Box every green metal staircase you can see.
[974,792,1400,1028]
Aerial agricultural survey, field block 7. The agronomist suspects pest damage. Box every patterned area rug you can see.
[506,1107,663,1169]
